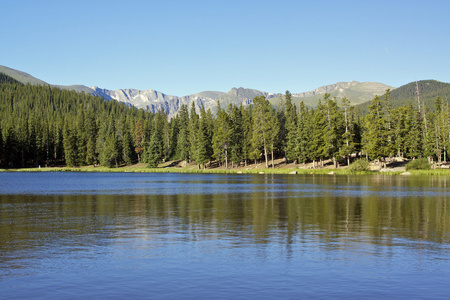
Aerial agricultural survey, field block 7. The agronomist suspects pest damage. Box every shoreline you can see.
[0,164,446,176]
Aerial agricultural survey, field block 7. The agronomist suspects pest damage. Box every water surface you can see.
[1,172,449,299]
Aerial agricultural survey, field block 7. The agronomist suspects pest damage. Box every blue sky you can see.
[1,0,449,96]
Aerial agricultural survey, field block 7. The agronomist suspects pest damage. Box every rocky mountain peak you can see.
[1,64,395,118]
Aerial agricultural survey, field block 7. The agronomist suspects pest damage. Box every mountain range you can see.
[0,65,398,117]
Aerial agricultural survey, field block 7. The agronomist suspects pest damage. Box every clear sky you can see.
[1,0,449,96]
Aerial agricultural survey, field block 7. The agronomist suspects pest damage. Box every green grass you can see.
[406,169,450,176]
[0,165,374,175]
[2,164,450,176]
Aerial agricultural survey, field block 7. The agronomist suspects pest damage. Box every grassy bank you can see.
[2,158,449,176]
[0,165,438,176]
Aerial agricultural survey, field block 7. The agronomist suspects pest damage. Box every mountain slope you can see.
[269,81,394,108]
[0,65,48,85]
[356,80,450,113]
[91,86,278,118]
[2,64,397,117]
[0,65,106,97]
[93,82,391,118]
[52,84,104,96]
[389,80,450,108]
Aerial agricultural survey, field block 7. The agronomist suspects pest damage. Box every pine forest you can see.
[1,73,449,169]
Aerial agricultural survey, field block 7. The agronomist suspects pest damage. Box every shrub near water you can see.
[406,158,431,170]
[347,159,369,172]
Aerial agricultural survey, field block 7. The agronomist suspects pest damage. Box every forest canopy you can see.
[1,73,449,169]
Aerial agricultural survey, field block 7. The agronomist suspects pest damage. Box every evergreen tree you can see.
[27,112,39,167]
[63,118,78,167]
[168,115,179,159]
[141,115,153,163]
[106,134,119,168]
[147,111,167,167]
[147,130,163,168]
[76,109,87,166]
[53,118,64,165]
[423,108,436,162]
[189,102,199,165]
[353,107,363,156]
[134,118,145,163]
[391,106,408,158]
[96,114,108,166]
[3,126,19,167]
[296,102,311,166]
[205,108,214,161]
[197,105,212,168]
[155,109,170,161]
[0,123,3,166]
[176,104,190,165]
[85,108,97,165]
[404,103,422,158]
[434,97,449,163]
[323,95,343,168]
[228,104,243,167]
[310,100,327,168]
[381,89,395,157]
[268,109,280,168]
[241,104,253,166]
[284,90,298,162]
[212,103,231,168]
[17,117,28,167]
[100,118,120,168]
[363,95,387,162]
[340,97,355,165]
[122,121,135,165]
[251,95,278,168]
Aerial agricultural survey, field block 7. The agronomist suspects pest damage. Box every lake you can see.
[1,172,450,299]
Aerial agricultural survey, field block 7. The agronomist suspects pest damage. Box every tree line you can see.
[1,74,449,169]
